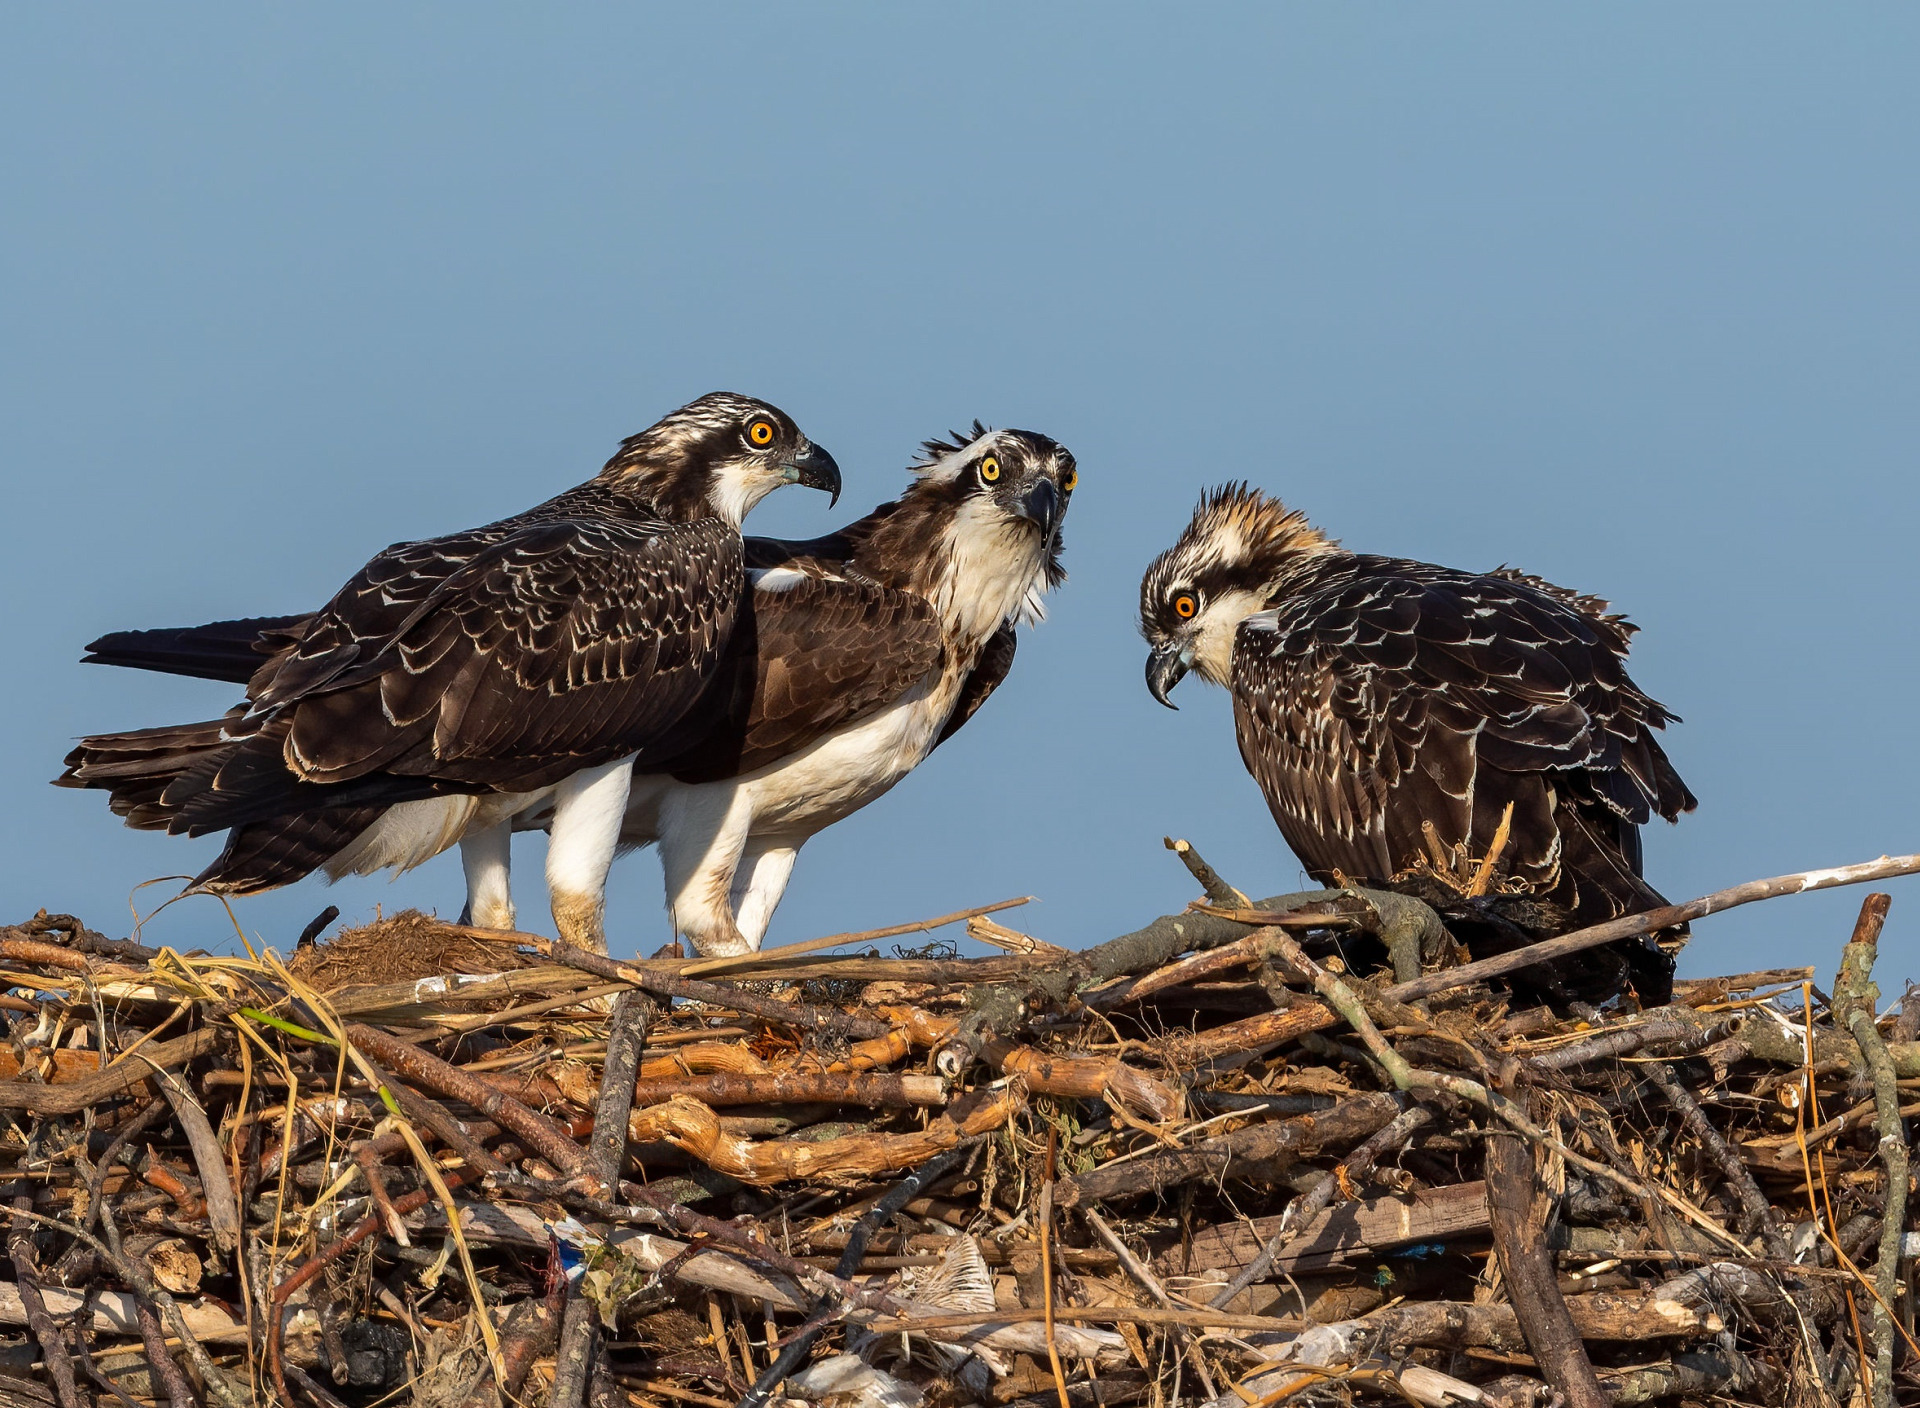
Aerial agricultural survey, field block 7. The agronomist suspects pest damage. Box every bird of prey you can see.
[58,392,841,954]
[78,425,1074,959]
[1139,483,1695,1003]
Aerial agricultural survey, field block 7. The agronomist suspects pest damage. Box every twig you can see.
[137,1052,240,1252]
[1164,838,1250,908]
[1389,851,1920,1001]
[1467,802,1516,897]
[551,990,651,1408]
[1486,1101,1608,1408]
[1041,1129,1070,1408]
[1207,1103,1433,1309]
[8,1182,86,1408]
[1643,1061,1790,1258]
[737,1141,984,1408]
[1086,1207,1219,1399]
[1832,893,1908,1408]
[345,1021,587,1174]
[478,937,891,1041]
[136,1298,196,1408]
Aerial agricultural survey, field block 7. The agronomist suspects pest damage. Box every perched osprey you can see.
[1140,484,1696,1003]
[58,392,841,954]
[74,425,1073,960]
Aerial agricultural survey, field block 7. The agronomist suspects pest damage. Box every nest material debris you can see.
[0,852,1913,1408]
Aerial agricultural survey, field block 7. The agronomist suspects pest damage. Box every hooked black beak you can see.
[1146,642,1190,710]
[786,442,842,507]
[1014,477,1062,540]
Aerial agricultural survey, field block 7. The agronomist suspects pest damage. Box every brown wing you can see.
[933,624,1016,750]
[1231,556,1694,925]
[152,512,742,834]
[651,571,945,784]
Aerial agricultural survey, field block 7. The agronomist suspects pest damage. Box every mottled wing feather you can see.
[1232,557,1693,921]
[934,623,1016,750]
[164,512,741,830]
[655,573,944,784]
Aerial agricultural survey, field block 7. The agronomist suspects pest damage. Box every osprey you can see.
[58,392,841,954]
[1140,484,1695,1003]
[74,424,1074,959]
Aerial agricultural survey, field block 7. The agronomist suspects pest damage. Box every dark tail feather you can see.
[57,715,242,828]
[82,615,313,685]
[193,807,386,894]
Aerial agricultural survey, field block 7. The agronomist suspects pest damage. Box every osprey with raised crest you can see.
[1140,483,1696,1003]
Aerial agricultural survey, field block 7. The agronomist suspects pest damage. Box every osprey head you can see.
[896,423,1075,639]
[1140,482,1338,707]
[599,392,841,527]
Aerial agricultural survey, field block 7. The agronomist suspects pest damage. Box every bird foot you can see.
[551,892,609,956]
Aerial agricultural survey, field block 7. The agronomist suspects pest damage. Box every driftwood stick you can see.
[7,1186,86,1408]
[346,1022,587,1175]
[1389,851,1920,1002]
[499,937,890,1041]
[1485,1119,1608,1408]
[138,1063,239,1258]
[1164,837,1250,907]
[136,1298,196,1408]
[630,1070,946,1109]
[1207,1102,1433,1308]
[550,990,651,1408]
[1055,1091,1404,1208]
[1644,1060,1791,1257]
[1832,893,1907,1408]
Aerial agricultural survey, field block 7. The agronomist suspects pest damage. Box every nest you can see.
[0,845,1913,1408]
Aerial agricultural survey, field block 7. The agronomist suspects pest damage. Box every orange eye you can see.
[979,455,1001,482]
[1062,466,1078,492]
[1174,594,1197,619]
[747,420,776,447]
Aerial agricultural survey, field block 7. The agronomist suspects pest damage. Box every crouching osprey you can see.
[1140,484,1695,1003]
[58,393,841,954]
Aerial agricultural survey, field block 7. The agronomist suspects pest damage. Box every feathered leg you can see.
[545,757,636,956]
[731,839,801,951]
[458,822,517,931]
[657,783,755,958]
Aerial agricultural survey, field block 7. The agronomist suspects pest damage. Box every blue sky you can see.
[5,9,1916,984]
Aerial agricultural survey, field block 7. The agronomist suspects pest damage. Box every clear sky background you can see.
[4,9,1916,986]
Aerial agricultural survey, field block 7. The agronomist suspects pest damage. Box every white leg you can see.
[545,756,637,955]
[458,821,517,930]
[731,839,801,951]
[657,782,755,957]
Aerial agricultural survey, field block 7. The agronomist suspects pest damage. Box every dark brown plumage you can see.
[58,392,840,953]
[1142,483,1696,1005]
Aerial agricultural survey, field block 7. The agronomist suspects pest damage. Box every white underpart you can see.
[325,790,543,881]
[748,566,809,593]
[545,755,638,908]
[1191,588,1270,686]
[634,666,967,956]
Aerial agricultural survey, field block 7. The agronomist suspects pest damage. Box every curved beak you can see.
[784,441,842,507]
[1014,477,1062,540]
[1146,642,1191,710]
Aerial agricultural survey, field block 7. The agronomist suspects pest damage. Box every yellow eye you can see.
[1062,466,1078,492]
[979,455,1001,483]
[1174,594,1197,619]
[747,420,776,447]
